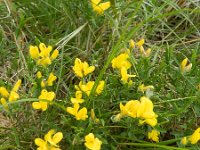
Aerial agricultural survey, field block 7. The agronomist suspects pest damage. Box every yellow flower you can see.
[72,58,95,78]
[138,84,154,93]
[148,130,160,142]
[96,81,105,95]
[85,133,102,150]
[8,91,20,102]
[115,97,157,127]
[0,79,21,104]
[75,81,104,96]
[137,96,158,127]
[39,72,57,88]
[44,129,63,147]
[47,72,57,86]
[32,89,55,111]
[35,138,48,150]
[36,71,42,79]
[189,127,200,144]
[29,45,40,60]
[66,103,88,120]
[181,137,187,145]
[136,39,145,48]
[180,58,192,73]
[119,100,140,118]
[129,39,135,49]
[75,81,94,96]
[0,87,9,98]
[120,67,136,83]
[29,43,59,67]
[11,79,21,92]
[91,0,111,15]
[111,53,131,70]
[50,49,59,61]
[41,80,46,88]
[0,98,8,110]
[7,79,21,102]
[0,80,21,110]
[70,91,84,104]
[35,129,63,150]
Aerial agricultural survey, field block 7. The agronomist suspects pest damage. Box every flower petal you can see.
[52,132,63,144]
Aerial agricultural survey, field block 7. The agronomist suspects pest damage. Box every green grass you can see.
[0,0,200,149]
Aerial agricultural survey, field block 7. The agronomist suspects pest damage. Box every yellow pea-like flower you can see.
[29,43,59,67]
[66,103,88,121]
[34,138,48,150]
[111,53,132,70]
[120,67,136,83]
[75,80,105,96]
[91,0,111,15]
[12,79,22,92]
[136,39,145,48]
[0,98,8,110]
[129,39,135,49]
[47,72,57,86]
[75,81,94,96]
[85,133,102,150]
[32,89,55,111]
[41,80,46,88]
[148,130,160,142]
[39,43,52,57]
[137,97,158,127]
[73,58,95,78]
[35,129,63,149]
[119,100,140,118]
[181,137,187,145]
[29,45,40,60]
[44,129,63,147]
[8,91,19,102]
[180,58,192,73]
[70,91,85,104]
[36,71,42,79]
[96,81,105,95]
[115,96,158,127]
[0,80,21,110]
[0,87,9,98]
[189,127,200,144]
[37,57,51,67]
[50,49,59,61]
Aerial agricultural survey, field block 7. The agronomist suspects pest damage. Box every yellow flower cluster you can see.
[114,96,158,127]
[85,133,102,150]
[75,81,105,96]
[32,89,55,111]
[180,58,192,73]
[90,0,111,15]
[35,129,63,150]
[29,43,59,67]
[130,39,151,57]
[66,58,105,121]
[181,127,200,145]
[37,71,57,88]
[73,58,95,78]
[148,129,160,142]
[66,103,88,120]
[111,50,136,84]
[0,79,21,109]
